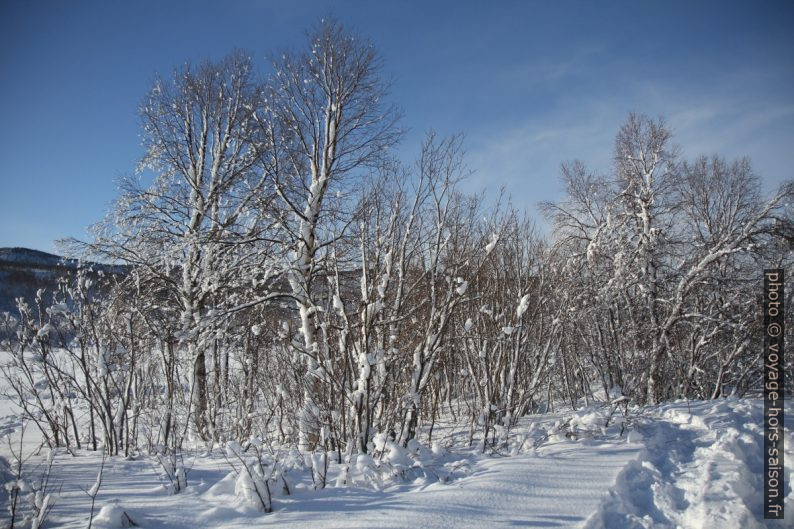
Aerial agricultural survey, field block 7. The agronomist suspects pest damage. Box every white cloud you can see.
[462,65,794,222]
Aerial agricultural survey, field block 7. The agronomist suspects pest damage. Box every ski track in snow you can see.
[585,399,793,529]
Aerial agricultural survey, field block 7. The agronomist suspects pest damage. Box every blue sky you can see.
[1,0,792,253]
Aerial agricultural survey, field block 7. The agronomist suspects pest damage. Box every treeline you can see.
[1,20,791,459]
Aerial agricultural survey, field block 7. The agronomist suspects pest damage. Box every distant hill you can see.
[0,247,126,316]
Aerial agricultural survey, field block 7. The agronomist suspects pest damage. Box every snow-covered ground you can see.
[586,399,793,529]
[0,358,791,528]
[26,439,636,528]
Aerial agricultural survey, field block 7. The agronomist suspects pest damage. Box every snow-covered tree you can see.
[264,19,400,452]
[544,113,793,404]
[70,52,282,440]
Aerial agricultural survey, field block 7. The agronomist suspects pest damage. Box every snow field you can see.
[1,380,791,528]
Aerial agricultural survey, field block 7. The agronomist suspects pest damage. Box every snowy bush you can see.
[91,504,138,528]
[225,441,272,512]
[154,452,188,494]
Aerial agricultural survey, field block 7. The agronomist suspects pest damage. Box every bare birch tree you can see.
[265,19,400,452]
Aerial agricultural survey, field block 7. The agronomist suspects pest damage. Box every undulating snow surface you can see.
[0,362,790,528]
[9,440,633,528]
[585,399,793,528]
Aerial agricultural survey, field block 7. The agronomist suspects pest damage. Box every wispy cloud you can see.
[463,64,794,220]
